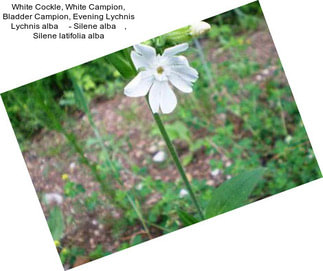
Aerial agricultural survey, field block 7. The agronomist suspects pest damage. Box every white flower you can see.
[152,150,167,163]
[285,135,293,144]
[69,162,76,170]
[190,21,211,36]
[179,188,189,198]
[225,160,232,168]
[135,182,144,190]
[211,168,221,177]
[44,193,63,205]
[124,43,198,114]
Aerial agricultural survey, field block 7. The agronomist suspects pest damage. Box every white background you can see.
[0,0,323,270]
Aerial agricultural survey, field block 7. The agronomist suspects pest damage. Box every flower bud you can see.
[163,22,211,45]
[163,26,191,44]
[190,21,211,37]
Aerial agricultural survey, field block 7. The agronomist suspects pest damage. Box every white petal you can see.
[171,65,199,82]
[131,51,150,70]
[168,73,193,93]
[211,168,221,177]
[162,43,189,57]
[133,44,156,59]
[152,150,167,163]
[124,71,154,97]
[190,21,211,36]
[167,55,190,67]
[160,82,177,114]
[149,81,162,113]
[179,188,189,198]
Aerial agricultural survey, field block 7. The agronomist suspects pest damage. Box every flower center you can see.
[156,66,164,74]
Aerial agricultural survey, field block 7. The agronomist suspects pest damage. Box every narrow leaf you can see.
[106,49,137,79]
[47,206,65,240]
[178,209,200,226]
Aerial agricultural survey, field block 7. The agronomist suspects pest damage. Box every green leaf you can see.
[64,181,85,198]
[85,192,99,211]
[205,168,265,218]
[75,184,86,194]
[182,153,193,166]
[178,209,200,226]
[71,76,89,113]
[89,245,111,260]
[131,235,143,246]
[47,206,65,240]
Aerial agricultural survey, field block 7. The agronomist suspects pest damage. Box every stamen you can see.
[157,66,164,74]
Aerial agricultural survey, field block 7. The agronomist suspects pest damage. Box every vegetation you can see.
[1,2,320,269]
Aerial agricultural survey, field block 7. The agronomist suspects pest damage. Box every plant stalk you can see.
[148,101,204,220]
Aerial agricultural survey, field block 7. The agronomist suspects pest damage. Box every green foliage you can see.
[207,1,262,31]
[60,246,85,266]
[205,168,265,218]
[122,176,211,232]
[47,206,65,241]
[1,55,123,147]
[151,120,191,142]
[178,209,200,226]
[64,181,86,198]
[106,48,137,79]
[208,24,232,42]
[89,245,111,260]
[130,235,143,246]
[84,192,100,212]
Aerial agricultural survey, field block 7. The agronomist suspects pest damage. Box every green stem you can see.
[127,195,152,239]
[90,124,152,239]
[71,78,152,238]
[194,38,215,87]
[278,97,288,136]
[148,101,204,220]
[143,219,171,233]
